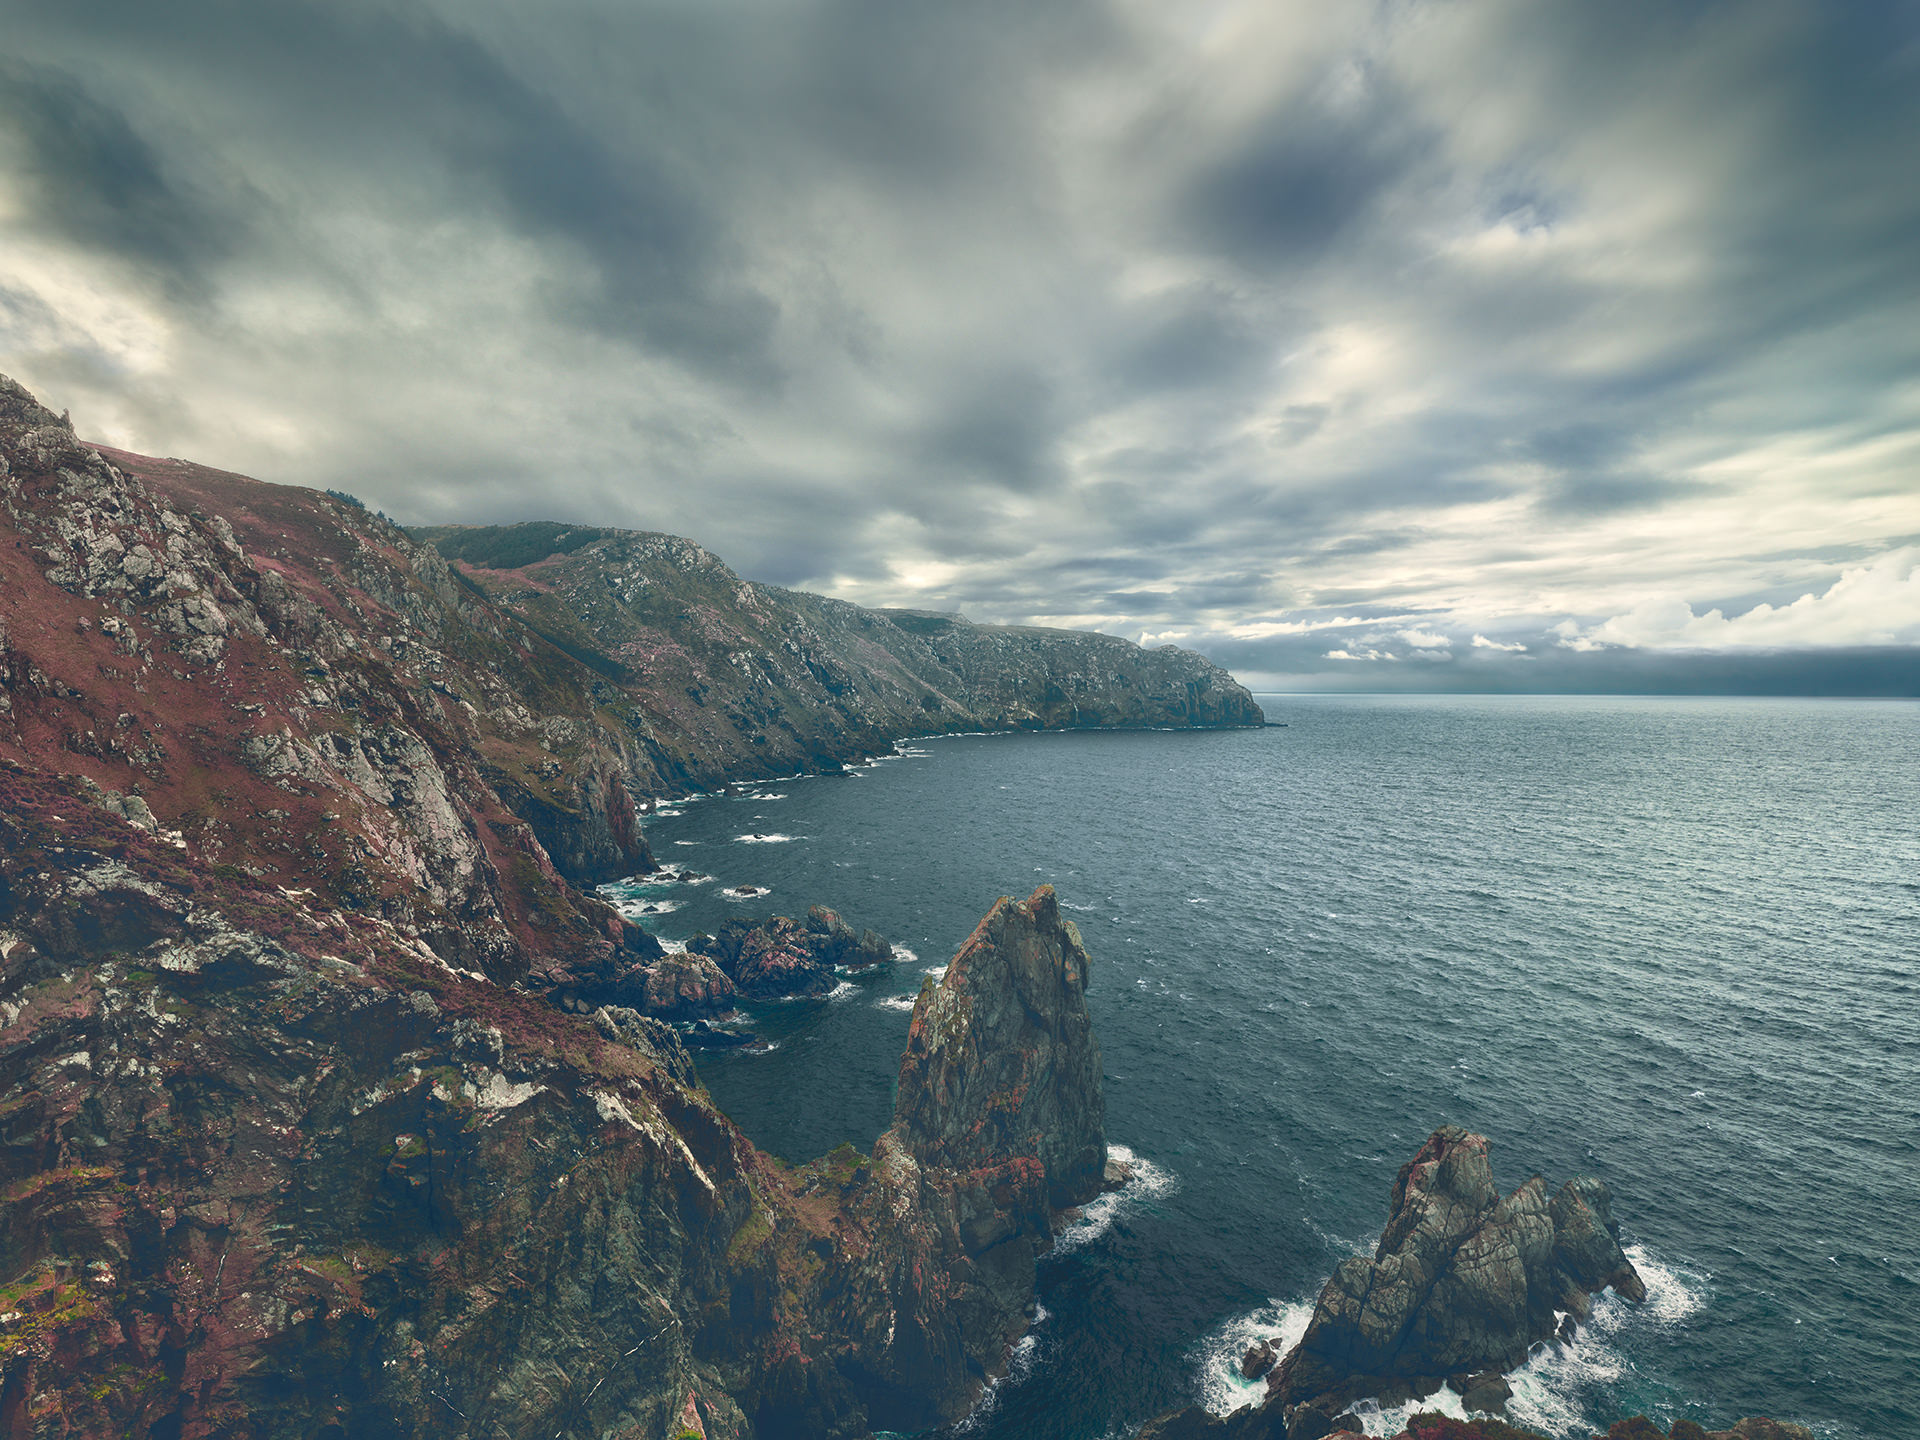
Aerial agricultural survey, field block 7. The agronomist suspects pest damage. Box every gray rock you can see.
[1271,1126,1645,1411]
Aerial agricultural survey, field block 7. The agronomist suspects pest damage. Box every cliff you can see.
[0,374,1117,1437]
[411,521,1265,793]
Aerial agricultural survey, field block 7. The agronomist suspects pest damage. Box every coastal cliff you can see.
[411,522,1266,793]
[0,372,1126,1436]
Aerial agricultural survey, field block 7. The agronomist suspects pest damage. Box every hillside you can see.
[413,521,1264,794]
[0,374,1233,1438]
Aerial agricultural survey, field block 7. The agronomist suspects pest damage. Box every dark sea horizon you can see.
[602,694,1920,1440]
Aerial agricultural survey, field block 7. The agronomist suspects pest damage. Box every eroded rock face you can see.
[0,377,1122,1439]
[1271,1127,1645,1413]
[892,885,1106,1209]
[797,884,1109,1433]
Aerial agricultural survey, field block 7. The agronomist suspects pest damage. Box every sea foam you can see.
[1048,1143,1176,1257]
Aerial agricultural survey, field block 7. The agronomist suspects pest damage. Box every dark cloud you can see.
[1,0,1915,691]
[0,61,236,292]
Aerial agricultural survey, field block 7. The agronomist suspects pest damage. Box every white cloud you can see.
[1471,634,1527,652]
[1399,626,1453,649]
[1325,645,1398,661]
[1568,548,1920,651]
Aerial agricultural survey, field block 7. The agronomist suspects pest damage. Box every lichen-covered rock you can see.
[804,904,891,969]
[690,905,898,1001]
[1270,1127,1644,1412]
[892,885,1106,1208]
[641,949,740,1020]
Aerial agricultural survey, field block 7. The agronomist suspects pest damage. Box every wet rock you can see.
[681,1019,761,1049]
[1243,1338,1281,1380]
[1460,1370,1512,1415]
[1270,1127,1645,1413]
[892,884,1106,1208]
[696,904,898,998]
[699,915,835,998]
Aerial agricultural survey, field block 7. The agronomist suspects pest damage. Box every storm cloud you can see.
[3,0,1917,691]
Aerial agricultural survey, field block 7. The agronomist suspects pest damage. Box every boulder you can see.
[1243,1338,1281,1380]
[1460,1371,1513,1415]
[639,949,738,1020]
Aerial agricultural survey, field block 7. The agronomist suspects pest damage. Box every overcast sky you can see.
[4,0,1917,691]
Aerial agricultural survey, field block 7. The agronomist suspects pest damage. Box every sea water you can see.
[602,696,1920,1440]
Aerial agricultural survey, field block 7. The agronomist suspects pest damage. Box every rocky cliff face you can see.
[890,885,1106,1209]
[0,780,1107,1438]
[0,376,1120,1438]
[773,885,1109,1433]
[413,523,1265,792]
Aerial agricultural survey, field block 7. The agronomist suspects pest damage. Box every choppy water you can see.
[603,696,1920,1440]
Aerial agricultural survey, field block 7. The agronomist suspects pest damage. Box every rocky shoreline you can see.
[0,375,1816,1439]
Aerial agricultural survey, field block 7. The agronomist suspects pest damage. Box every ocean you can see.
[599,695,1920,1440]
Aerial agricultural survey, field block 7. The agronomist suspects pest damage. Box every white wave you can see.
[1049,1143,1177,1257]
[613,897,682,919]
[656,937,688,955]
[924,964,948,979]
[672,840,700,846]
[952,1326,1042,1435]
[890,943,919,964]
[720,885,771,900]
[1196,1298,1316,1415]
[827,981,858,1001]
[876,993,919,1012]
[735,832,797,844]
[745,791,787,801]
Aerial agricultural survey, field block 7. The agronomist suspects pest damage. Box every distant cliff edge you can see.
[412,520,1266,791]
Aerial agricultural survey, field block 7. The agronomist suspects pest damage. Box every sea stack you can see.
[889,884,1107,1207]
[1271,1126,1646,1417]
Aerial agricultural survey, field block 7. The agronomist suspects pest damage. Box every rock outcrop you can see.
[889,885,1106,1209]
[687,905,894,1002]
[1135,1129,1648,1440]
[1271,1127,1645,1415]
[813,885,1109,1430]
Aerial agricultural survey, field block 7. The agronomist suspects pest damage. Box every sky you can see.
[3,0,1918,693]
